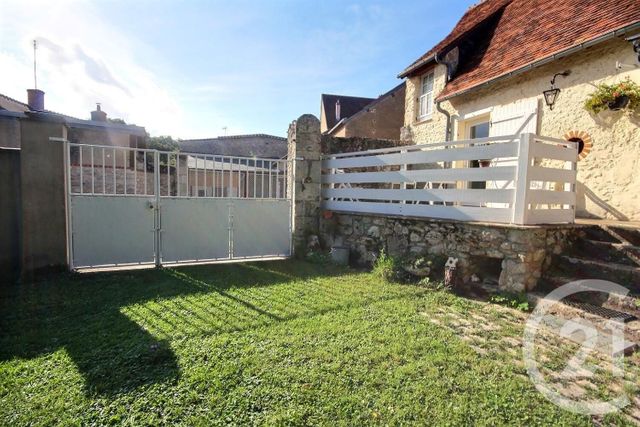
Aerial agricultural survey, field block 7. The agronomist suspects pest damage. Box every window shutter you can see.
[489,98,539,138]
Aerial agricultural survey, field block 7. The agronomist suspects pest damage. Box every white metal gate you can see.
[65,142,292,270]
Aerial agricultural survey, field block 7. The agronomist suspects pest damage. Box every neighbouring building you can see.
[0,91,146,150]
[398,0,640,221]
[320,83,406,140]
[0,89,146,280]
[177,134,287,198]
[178,133,287,159]
[320,94,373,134]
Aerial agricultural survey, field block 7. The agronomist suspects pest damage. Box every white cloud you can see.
[0,1,407,139]
[0,1,186,137]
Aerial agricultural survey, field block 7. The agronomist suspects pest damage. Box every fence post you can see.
[568,141,578,224]
[154,150,161,267]
[512,133,533,225]
[287,114,322,257]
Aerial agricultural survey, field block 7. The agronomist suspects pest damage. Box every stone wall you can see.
[402,38,640,221]
[320,212,579,292]
[291,113,579,292]
[321,135,412,155]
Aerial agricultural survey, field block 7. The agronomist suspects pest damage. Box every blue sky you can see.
[0,0,472,138]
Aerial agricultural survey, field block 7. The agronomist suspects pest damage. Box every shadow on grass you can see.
[0,260,340,396]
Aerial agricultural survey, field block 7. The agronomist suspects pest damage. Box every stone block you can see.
[427,244,444,255]
[338,215,353,226]
[367,226,380,238]
[340,226,353,236]
[393,223,403,234]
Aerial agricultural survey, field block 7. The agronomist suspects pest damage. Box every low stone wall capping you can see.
[287,113,580,292]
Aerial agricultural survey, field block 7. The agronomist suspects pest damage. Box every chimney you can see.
[26,89,45,111]
[335,99,341,122]
[91,103,107,122]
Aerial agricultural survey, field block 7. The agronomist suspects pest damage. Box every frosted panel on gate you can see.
[160,198,230,263]
[231,199,291,258]
[71,195,155,267]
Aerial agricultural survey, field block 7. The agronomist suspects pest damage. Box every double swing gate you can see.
[65,141,292,270]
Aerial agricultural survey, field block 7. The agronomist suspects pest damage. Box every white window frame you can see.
[418,72,435,121]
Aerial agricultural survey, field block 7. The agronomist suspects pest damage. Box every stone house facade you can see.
[398,0,640,221]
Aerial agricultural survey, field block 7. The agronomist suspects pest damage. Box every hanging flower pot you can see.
[584,78,640,114]
[607,94,630,111]
[479,159,492,168]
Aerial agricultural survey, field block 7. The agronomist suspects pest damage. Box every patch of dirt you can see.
[419,299,640,424]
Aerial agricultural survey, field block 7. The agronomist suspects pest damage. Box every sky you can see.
[0,0,472,139]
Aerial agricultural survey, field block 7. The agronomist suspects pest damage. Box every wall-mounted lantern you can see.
[543,70,571,110]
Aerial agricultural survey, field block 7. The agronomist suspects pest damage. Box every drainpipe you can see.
[435,102,452,142]
[434,52,456,193]
[434,52,453,142]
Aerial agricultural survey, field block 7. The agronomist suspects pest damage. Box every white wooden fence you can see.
[321,133,578,225]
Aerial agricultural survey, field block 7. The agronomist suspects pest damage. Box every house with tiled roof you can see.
[178,134,287,159]
[320,94,373,134]
[320,83,406,140]
[399,0,640,221]
[177,134,287,197]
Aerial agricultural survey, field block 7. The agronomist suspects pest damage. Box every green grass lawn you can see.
[0,260,627,425]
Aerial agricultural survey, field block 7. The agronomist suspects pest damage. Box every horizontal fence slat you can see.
[527,208,574,224]
[531,141,577,162]
[529,166,576,183]
[323,200,513,223]
[534,135,576,145]
[325,135,519,159]
[322,166,516,184]
[323,142,518,169]
[528,189,576,205]
[322,188,515,204]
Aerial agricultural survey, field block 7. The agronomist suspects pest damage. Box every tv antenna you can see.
[33,40,38,89]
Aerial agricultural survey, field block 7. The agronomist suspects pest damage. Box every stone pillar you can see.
[287,114,322,256]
